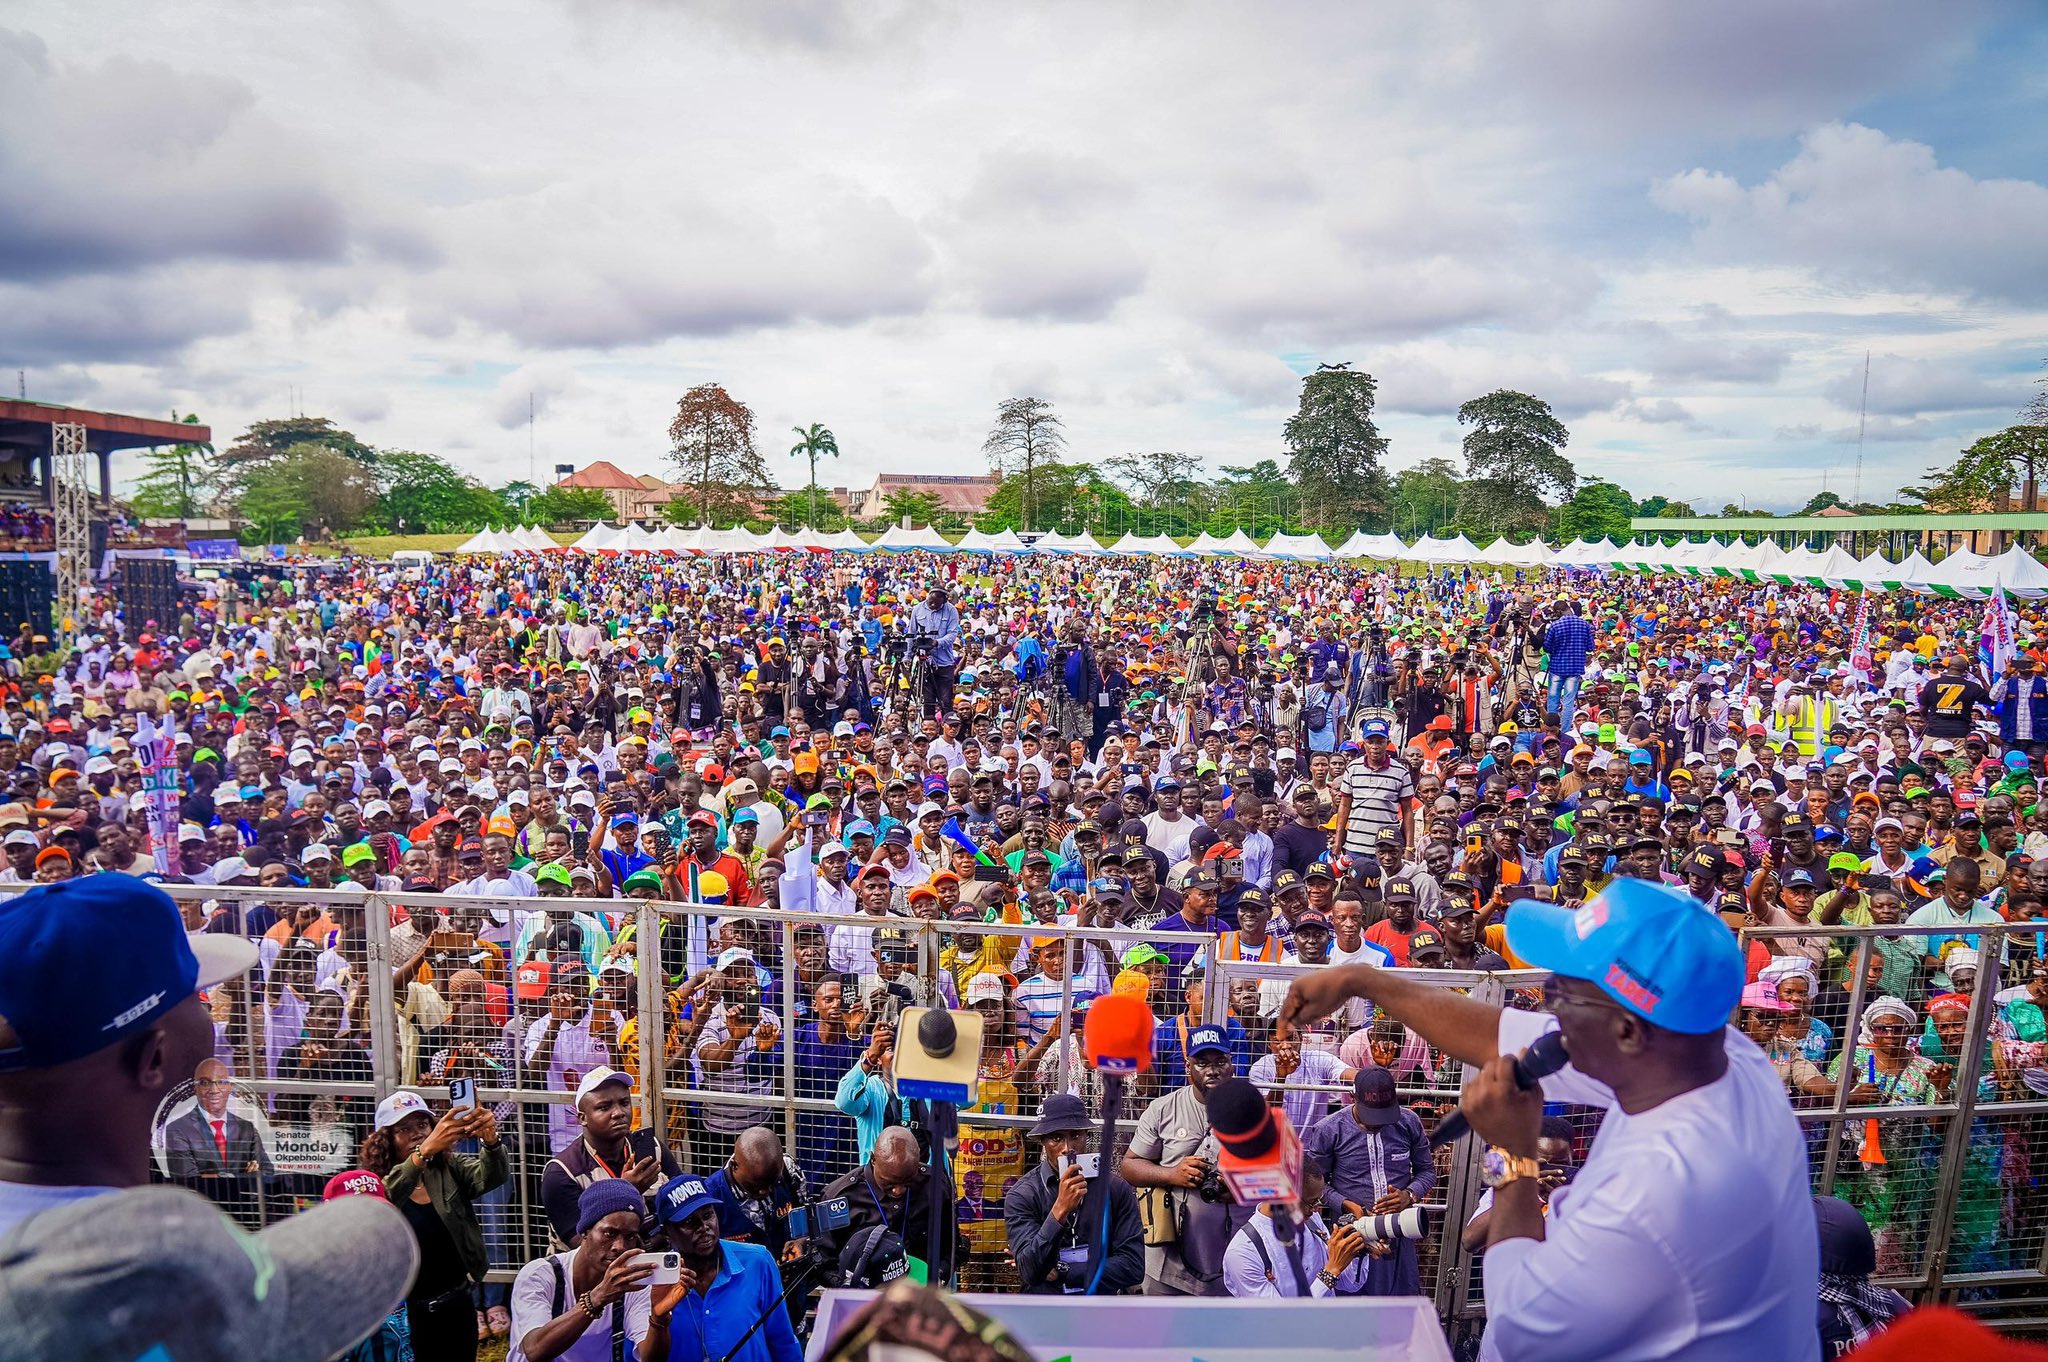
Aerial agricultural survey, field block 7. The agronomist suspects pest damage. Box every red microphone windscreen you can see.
[1082,992,1155,1074]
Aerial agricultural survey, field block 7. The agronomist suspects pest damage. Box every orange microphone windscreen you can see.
[1083,991,1155,1074]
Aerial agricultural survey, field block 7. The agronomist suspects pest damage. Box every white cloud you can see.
[1820,353,2017,416]
[1653,122,2048,305]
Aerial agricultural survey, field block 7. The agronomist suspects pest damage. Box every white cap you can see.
[716,946,755,971]
[574,1066,632,1103]
[302,843,333,863]
[1276,747,1298,761]
[373,1090,431,1131]
[212,856,251,881]
[965,973,1006,1006]
[3,829,36,849]
[363,800,393,818]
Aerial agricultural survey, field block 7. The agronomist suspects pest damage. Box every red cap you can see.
[515,961,551,1000]
[323,1170,389,1201]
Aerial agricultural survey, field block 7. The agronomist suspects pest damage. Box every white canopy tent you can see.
[1029,530,1107,554]
[1334,531,1406,559]
[1911,546,2048,598]
[1262,532,1332,561]
[1476,537,1555,568]
[568,523,621,552]
[1185,531,1233,555]
[1401,534,1482,564]
[873,524,959,552]
[955,527,1029,553]
[453,528,505,554]
[815,528,871,552]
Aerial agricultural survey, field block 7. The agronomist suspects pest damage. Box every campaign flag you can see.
[1849,591,1873,676]
[136,711,182,877]
[1981,586,2017,686]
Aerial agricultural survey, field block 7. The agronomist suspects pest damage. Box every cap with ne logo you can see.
[0,874,256,1071]
[1503,876,1742,1035]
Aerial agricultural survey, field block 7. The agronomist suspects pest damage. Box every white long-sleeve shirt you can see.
[1478,1009,1818,1362]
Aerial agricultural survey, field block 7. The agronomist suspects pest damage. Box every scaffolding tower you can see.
[50,422,90,642]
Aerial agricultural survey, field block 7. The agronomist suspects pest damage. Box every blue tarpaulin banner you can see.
[189,539,241,560]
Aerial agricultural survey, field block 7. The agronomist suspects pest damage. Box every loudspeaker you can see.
[0,562,54,636]
[116,559,181,630]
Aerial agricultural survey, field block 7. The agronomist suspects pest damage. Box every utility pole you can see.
[529,392,536,490]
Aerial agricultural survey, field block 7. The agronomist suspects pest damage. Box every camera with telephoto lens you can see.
[1339,1205,1431,1243]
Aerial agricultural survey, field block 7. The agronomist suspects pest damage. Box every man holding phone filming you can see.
[506,1178,696,1362]
[1003,1093,1145,1294]
[648,1174,803,1362]
[541,1066,681,1248]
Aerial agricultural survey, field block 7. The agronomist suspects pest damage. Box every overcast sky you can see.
[6,1,2045,513]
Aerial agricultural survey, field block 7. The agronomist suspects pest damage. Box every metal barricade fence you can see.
[1206,957,1547,1343]
[122,884,1217,1289]
[1736,919,2048,1328]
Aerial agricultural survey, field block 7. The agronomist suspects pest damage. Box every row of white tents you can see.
[450,524,2048,597]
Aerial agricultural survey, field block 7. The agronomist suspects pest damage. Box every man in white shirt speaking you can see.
[1281,876,1817,1362]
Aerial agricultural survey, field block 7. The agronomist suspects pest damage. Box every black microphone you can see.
[1430,1031,1571,1147]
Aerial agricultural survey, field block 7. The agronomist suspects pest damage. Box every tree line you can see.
[137,360,2047,544]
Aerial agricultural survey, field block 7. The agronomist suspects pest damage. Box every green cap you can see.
[340,842,376,867]
[1121,943,1171,968]
[535,862,572,886]
[624,868,664,893]
[1827,851,1864,874]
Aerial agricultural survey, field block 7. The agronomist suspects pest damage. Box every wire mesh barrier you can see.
[1207,957,1544,1344]
[62,880,2048,1335]
[118,883,1217,1292]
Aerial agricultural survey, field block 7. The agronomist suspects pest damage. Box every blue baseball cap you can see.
[1361,718,1391,739]
[729,808,759,826]
[652,1174,719,1226]
[2006,752,2030,770]
[0,874,256,1071]
[1627,749,1653,765]
[1503,877,1742,1035]
[843,820,875,840]
[1186,1024,1231,1058]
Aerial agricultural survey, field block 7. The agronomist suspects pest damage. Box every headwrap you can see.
[1757,956,1818,996]
[1856,995,1917,1041]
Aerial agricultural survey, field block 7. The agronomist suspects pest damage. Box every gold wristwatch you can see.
[1482,1145,1542,1189]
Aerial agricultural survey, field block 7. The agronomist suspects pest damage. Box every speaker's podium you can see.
[809,1291,1454,1361]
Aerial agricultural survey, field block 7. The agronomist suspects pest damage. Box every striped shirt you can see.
[1339,758,1416,854]
[1013,972,1100,1043]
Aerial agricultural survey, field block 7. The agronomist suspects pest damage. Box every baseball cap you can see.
[373,1090,431,1131]
[1407,929,1445,959]
[1361,718,1391,739]
[652,1174,718,1227]
[964,973,1007,1006]
[1504,877,1744,1035]
[1186,1024,1231,1058]
[1121,943,1171,969]
[534,862,572,887]
[340,843,375,867]
[0,1184,417,1362]
[0,875,255,1071]
[574,1066,633,1103]
[1351,1066,1400,1126]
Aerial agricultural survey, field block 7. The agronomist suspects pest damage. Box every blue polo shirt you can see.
[669,1240,802,1362]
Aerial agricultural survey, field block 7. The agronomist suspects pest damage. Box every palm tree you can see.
[788,423,840,528]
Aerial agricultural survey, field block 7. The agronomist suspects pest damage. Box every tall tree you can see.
[238,443,379,542]
[667,383,771,526]
[218,416,375,489]
[983,397,1066,532]
[1283,364,1391,532]
[979,462,1132,536]
[787,423,840,528]
[127,412,215,519]
[1455,390,1574,534]
[497,480,540,514]
[1906,425,2048,512]
[1388,458,1465,539]
[1104,450,1202,509]
[765,490,846,531]
[1554,479,1635,542]
[375,450,505,532]
[881,488,944,526]
[527,485,616,524]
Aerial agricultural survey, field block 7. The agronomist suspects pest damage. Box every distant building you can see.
[846,473,1002,521]
[552,461,682,519]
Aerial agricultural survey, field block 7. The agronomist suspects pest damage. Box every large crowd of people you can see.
[5,540,2045,1359]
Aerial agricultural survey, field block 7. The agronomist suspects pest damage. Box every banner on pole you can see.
[136,712,182,877]
[1981,586,2017,686]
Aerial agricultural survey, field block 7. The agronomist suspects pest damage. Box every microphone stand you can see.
[1079,1071,1126,1294]
[914,1097,959,1291]
[716,1253,825,1362]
